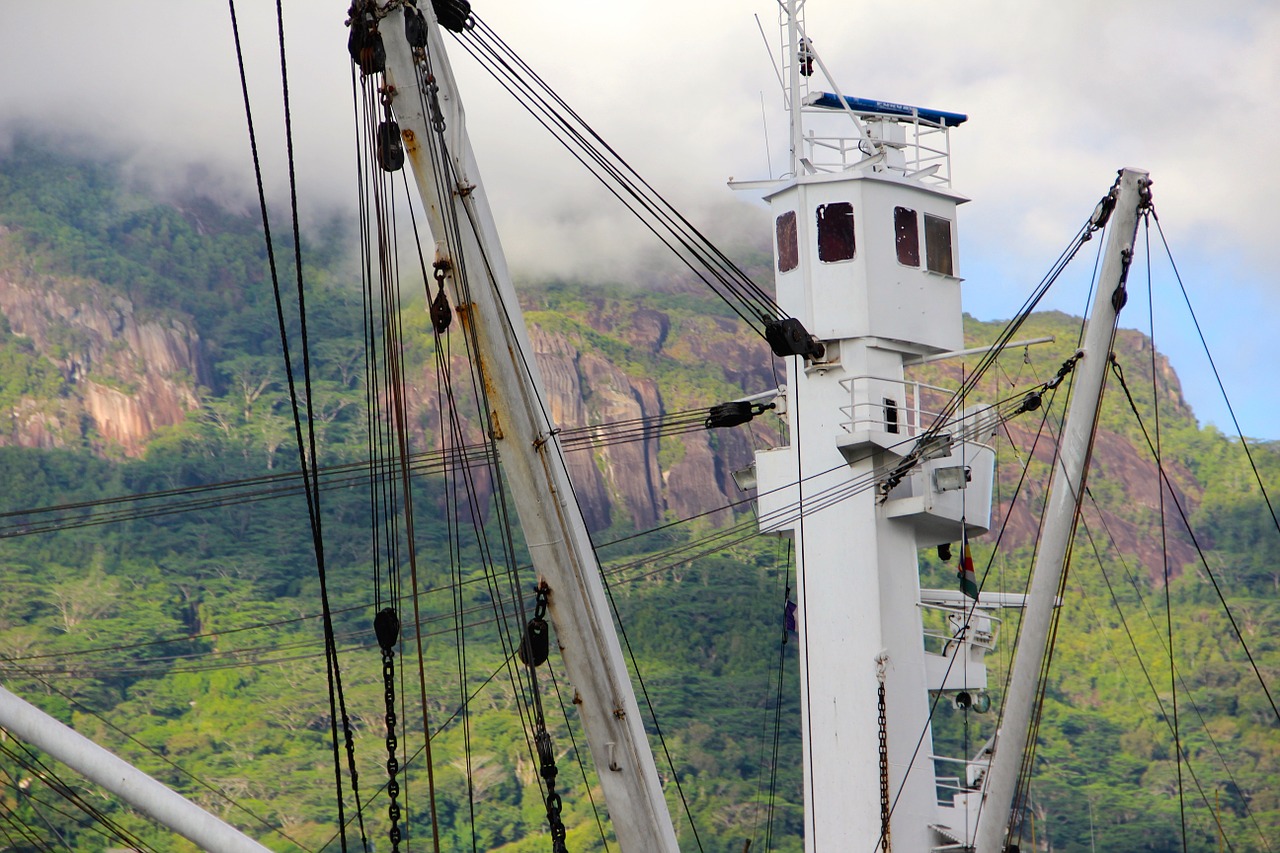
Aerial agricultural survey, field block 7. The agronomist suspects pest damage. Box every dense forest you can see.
[0,139,1277,853]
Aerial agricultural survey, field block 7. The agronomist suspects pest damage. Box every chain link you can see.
[375,608,403,851]
[527,584,567,852]
[876,653,891,852]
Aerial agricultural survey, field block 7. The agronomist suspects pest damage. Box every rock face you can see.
[524,297,780,533]
[0,267,206,456]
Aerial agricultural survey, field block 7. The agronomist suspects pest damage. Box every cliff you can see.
[0,228,206,456]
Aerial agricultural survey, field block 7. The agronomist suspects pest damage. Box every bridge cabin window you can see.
[894,206,920,267]
[884,398,900,434]
[924,213,954,275]
[776,211,798,273]
[816,202,856,263]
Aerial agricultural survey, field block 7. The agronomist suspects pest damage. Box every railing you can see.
[798,113,955,185]
[836,376,988,437]
[919,599,1000,658]
[932,753,989,806]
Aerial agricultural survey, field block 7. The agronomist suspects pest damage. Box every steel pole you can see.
[973,167,1149,852]
[0,685,272,852]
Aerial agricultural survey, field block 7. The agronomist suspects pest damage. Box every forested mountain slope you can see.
[0,140,1276,852]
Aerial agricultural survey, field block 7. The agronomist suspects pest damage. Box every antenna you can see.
[760,91,773,178]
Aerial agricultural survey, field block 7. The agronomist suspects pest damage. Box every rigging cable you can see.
[1151,211,1280,541]
[349,14,448,846]
[454,15,786,342]
[872,347,1067,853]
[1109,357,1280,725]
[403,10,715,845]
[0,657,315,851]
[1145,215,1190,852]
[227,2,364,847]
[398,14,568,848]
[1072,495,1248,851]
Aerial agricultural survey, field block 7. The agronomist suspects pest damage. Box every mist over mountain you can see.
[0,141,1277,852]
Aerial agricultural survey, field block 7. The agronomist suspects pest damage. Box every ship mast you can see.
[750,3,997,850]
[374,3,679,850]
[974,167,1150,852]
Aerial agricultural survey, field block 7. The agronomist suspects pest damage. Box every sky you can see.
[3,1,1279,438]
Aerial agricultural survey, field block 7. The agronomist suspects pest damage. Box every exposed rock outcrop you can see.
[0,267,206,456]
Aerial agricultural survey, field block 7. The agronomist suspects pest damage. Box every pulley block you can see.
[377,120,405,172]
[431,0,472,33]
[348,15,386,75]
[763,316,825,360]
[518,616,549,667]
[374,607,401,651]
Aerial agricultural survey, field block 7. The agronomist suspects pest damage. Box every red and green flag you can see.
[959,538,979,601]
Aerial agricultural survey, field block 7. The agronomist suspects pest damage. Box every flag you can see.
[784,600,798,636]
[958,538,979,601]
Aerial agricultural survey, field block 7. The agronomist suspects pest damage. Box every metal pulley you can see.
[430,0,472,33]
[403,3,427,48]
[705,399,774,430]
[519,582,552,667]
[377,120,405,172]
[519,618,549,667]
[374,607,401,651]
[430,260,453,333]
[347,10,385,75]
[763,316,825,360]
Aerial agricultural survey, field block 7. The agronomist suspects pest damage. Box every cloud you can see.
[3,0,1278,433]
[8,1,1276,276]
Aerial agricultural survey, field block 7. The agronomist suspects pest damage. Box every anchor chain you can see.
[375,607,403,851]
[876,652,891,852]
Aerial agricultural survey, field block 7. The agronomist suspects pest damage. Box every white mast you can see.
[750,7,996,850]
[375,4,679,850]
[0,686,272,852]
[974,167,1150,853]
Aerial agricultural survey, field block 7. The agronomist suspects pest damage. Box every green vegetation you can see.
[0,139,1276,853]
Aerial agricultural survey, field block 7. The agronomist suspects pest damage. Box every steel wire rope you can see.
[0,758,72,851]
[0,737,158,853]
[902,211,1107,479]
[227,3,362,846]
[871,361,1064,853]
[1073,468,1272,849]
[1,657,315,851]
[317,648,521,853]
[1109,358,1280,725]
[1143,217,1190,852]
[363,88,433,851]
[14,401,1046,680]
[0,790,76,852]
[762,540,795,853]
[1150,212,1280,544]
[952,216,1113,847]
[463,14,780,321]
[407,34,554,847]
[456,17,780,331]
[1005,258,1129,849]
[354,53,451,849]
[0,404,776,541]
[406,20,714,842]
[419,107,717,842]
[0,794,57,853]
[1070,496,1245,851]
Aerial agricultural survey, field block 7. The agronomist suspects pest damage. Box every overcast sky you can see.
[4,1,1279,438]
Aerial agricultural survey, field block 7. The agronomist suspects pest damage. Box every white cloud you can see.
[3,0,1278,433]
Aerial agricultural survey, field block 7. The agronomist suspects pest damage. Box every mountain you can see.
[0,140,1277,852]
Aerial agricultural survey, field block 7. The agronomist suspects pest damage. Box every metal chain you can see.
[375,608,403,852]
[876,652,891,852]
[526,584,568,852]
